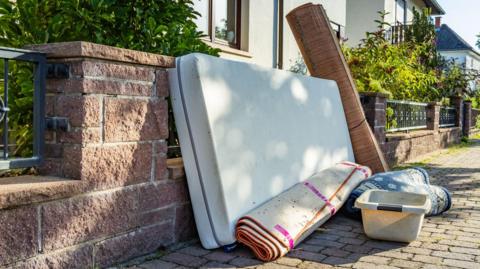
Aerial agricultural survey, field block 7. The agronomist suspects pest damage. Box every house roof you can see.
[436,24,480,57]
[423,0,445,15]
[437,24,472,50]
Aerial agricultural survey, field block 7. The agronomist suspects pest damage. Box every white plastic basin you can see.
[354,190,428,242]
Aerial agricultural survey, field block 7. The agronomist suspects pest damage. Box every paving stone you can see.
[140,259,177,269]
[204,251,236,263]
[287,249,326,263]
[401,247,432,255]
[442,259,479,269]
[342,244,372,254]
[162,252,208,267]
[358,255,391,265]
[352,262,400,269]
[178,246,211,257]
[389,259,423,268]
[375,250,413,260]
[338,237,365,246]
[228,257,261,268]
[199,261,237,269]
[449,246,480,255]
[296,243,325,253]
[304,238,345,248]
[321,256,355,267]
[321,248,351,258]
[297,261,333,269]
[274,257,302,266]
[412,254,443,265]
[431,251,475,261]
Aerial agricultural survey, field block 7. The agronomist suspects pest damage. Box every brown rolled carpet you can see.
[236,162,371,261]
[286,3,389,174]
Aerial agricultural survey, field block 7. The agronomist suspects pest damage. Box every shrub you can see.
[0,0,219,157]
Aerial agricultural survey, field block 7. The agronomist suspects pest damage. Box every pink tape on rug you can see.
[274,224,294,249]
[303,181,336,216]
[340,162,370,179]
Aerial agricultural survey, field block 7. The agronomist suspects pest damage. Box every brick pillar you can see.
[451,96,464,130]
[463,100,472,137]
[427,102,440,131]
[360,92,387,150]
[31,41,173,187]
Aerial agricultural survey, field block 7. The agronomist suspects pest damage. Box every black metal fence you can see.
[386,100,427,132]
[0,47,46,169]
[439,106,456,127]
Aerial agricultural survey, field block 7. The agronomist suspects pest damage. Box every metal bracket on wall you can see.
[47,63,70,79]
[45,117,69,132]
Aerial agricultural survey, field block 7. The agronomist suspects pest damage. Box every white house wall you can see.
[346,0,428,46]
[198,0,346,70]
[282,0,346,71]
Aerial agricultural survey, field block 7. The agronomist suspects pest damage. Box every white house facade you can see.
[191,0,346,71]
[436,23,480,91]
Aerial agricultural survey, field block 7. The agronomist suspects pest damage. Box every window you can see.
[395,0,407,25]
[193,0,242,49]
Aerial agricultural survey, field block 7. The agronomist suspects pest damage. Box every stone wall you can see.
[361,92,465,166]
[0,42,195,268]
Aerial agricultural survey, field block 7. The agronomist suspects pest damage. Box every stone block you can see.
[137,181,189,213]
[56,95,100,127]
[41,187,137,251]
[63,143,152,187]
[0,206,38,266]
[11,245,93,269]
[69,60,155,82]
[155,69,170,97]
[104,98,168,142]
[57,128,101,144]
[155,155,168,181]
[174,203,197,242]
[47,78,153,96]
[93,222,174,268]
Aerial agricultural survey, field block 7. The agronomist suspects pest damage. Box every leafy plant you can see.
[344,8,479,104]
[0,0,220,157]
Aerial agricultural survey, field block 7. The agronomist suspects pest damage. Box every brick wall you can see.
[361,92,464,166]
[0,42,195,268]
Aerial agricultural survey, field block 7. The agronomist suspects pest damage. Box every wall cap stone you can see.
[0,176,88,210]
[360,91,389,98]
[26,41,175,68]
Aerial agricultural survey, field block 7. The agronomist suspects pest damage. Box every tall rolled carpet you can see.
[236,162,371,261]
[286,3,389,174]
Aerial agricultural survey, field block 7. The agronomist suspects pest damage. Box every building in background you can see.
[191,0,347,71]
[345,0,445,46]
[436,18,480,92]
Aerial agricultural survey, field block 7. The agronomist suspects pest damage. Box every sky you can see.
[436,0,480,50]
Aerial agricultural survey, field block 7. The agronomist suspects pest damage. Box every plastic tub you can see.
[354,190,428,242]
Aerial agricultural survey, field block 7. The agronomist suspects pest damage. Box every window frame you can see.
[205,0,242,50]
[395,0,407,25]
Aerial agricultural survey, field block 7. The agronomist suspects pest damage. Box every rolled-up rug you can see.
[342,167,452,220]
[235,162,371,261]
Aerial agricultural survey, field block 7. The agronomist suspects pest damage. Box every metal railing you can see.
[385,23,412,44]
[386,100,428,132]
[439,106,456,128]
[0,47,46,169]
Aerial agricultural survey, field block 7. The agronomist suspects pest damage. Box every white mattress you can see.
[168,53,354,249]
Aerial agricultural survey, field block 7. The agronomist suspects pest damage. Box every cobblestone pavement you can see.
[125,142,480,269]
